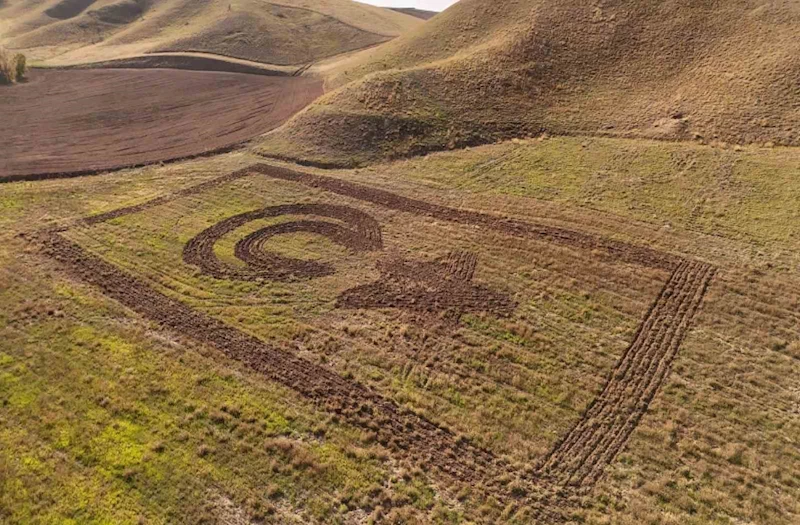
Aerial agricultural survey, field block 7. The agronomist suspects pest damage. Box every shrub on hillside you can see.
[15,53,27,81]
[0,48,15,84]
[0,48,27,85]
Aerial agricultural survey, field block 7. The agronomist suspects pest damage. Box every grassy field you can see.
[0,155,422,523]
[1,137,798,523]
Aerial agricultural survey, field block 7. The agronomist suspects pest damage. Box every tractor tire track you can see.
[444,251,478,282]
[535,260,716,488]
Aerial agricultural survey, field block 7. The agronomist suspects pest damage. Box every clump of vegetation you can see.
[0,48,15,84]
[15,53,27,80]
[0,47,27,85]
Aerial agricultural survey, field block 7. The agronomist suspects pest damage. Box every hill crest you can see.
[0,0,423,65]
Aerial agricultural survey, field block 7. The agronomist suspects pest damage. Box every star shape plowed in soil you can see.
[337,251,515,321]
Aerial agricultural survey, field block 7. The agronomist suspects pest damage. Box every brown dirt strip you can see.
[183,203,382,281]
[250,164,680,272]
[0,70,322,182]
[32,163,716,520]
[535,260,716,488]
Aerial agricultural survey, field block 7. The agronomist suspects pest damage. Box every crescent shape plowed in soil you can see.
[183,203,382,281]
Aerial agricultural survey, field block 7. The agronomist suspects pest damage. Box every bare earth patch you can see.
[0,68,321,181]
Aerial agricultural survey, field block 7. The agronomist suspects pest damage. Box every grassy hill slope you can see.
[256,0,800,166]
[389,7,437,20]
[0,0,423,65]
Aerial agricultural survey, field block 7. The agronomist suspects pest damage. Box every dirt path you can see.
[33,164,716,520]
[0,70,322,182]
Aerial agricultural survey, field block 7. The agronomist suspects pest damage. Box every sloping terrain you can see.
[389,7,437,20]
[256,0,800,166]
[1,0,798,523]
[0,0,422,65]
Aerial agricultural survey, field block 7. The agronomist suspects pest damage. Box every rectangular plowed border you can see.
[33,164,716,521]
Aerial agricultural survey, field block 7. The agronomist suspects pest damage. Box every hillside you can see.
[0,0,423,65]
[389,7,438,20]
[256,0,800,166]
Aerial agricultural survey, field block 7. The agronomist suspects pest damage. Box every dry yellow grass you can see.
[257,0,800,166]
[0,0,423,65]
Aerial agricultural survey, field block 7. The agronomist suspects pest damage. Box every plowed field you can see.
[0,69,322,181]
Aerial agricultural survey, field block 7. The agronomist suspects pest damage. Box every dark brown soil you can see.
[338,252,515,321]
[34,163,716,519]
[0,69,322,182]
[183,204,382,281]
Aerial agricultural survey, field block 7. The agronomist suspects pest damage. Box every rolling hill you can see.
[256,0,800,166]
[0,0,424,65]
[389,7,438,20]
